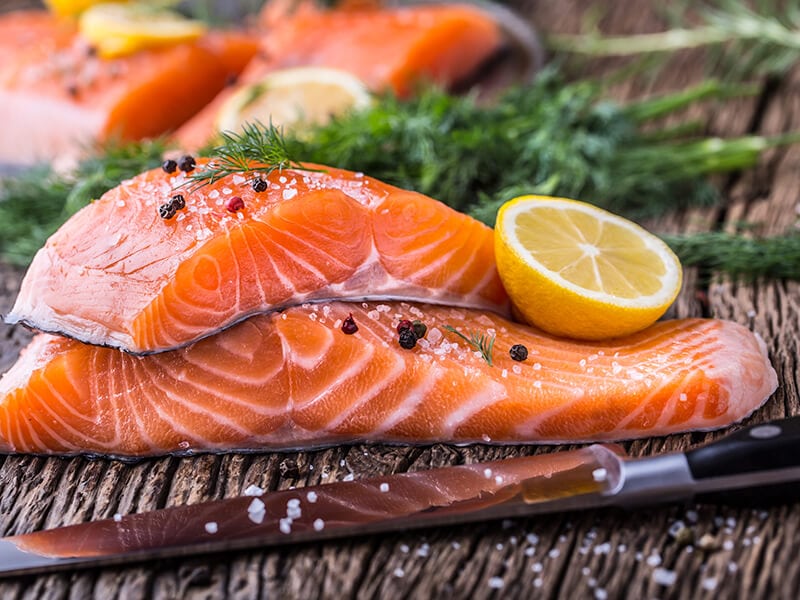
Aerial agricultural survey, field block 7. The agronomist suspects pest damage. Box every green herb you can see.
[443,325,496,367]
[663,232,800,280]
[0,139,167,266]
[285,69,791,223]
[184,121,313,192]
[547,0,800,78]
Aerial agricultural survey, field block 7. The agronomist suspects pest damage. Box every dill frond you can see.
[443,325,496,366]
[185,121,315,192]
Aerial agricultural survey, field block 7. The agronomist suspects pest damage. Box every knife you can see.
[2,416,799,578]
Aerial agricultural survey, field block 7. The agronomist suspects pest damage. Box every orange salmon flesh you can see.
[0,301,777,457]
[7,161,510,354]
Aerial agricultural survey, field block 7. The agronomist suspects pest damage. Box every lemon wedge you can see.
[45,0,124,18]
[216,67,373,135]
[494,195,682,340]
[79,2,207,58]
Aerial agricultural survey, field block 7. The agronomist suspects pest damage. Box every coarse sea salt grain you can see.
[307,491,318,503]
[313,518,325,532]
[244,484,264,497]
[592,468,607,482]
[282,188,298,200]
[646,553,662,567]
[394,568,405,578]
[653,568,677,586]
[488,577,504,589]
[204,522,218,534]
[484,468,493,479]
[702,577,718,591]
[113,513,122,522]
[380,483,390,493]
[279,518,292,534]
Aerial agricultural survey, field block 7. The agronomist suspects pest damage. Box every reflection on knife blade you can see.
[0,445,623,576]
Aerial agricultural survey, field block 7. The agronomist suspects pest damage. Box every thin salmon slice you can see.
[6,163,509,354]
[175,0,504,150]
[0,11,257,164]
[0,302,777,457]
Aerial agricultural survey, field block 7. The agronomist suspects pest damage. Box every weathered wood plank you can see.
[1,1,798,598]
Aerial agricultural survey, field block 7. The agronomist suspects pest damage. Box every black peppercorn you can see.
[162,159,177,174]
[509,344,528,362]
[411,320,427,339]
[342,313,358,334]
[252,178,268,192]
[170,194,186,210]
[177,155,196,172]
[158,202,177,220]
[399,328,418,349]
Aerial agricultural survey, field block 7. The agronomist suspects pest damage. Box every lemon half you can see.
[79,2,207,58]
[216,67,373,136]
[495,195,682,340]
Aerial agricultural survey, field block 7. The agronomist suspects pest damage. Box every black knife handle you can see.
[686,416,800,506]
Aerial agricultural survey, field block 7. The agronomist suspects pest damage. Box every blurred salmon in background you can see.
[0,0,506,163]
[0,4,257,166]
[175,0,505,149]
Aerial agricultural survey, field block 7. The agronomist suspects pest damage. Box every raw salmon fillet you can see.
[6,163,509,353]
[0,302,777,457]
[175,0,504,149]
[0,11,257,164]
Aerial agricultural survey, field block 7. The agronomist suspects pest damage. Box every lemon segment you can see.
[45,0,124,18]
[79,3,207,59]
[495,195,683,340]
[216,67,373,136]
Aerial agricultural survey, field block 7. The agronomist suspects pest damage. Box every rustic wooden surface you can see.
[2,0,800,598]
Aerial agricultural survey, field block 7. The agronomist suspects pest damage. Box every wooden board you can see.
[1,1,799,597]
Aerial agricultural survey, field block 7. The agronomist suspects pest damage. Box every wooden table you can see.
[1,1,799,597]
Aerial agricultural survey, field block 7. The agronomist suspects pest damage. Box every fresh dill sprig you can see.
[186,121,314,192]
[663,232,800,281]
[287,69,788,223]
[443,325,496,367]
[547,0,800,78]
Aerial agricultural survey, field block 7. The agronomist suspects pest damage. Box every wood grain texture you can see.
[1,0,799,598]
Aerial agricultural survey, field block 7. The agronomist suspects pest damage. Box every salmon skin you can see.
[175,0,504,149]
[0,11,257,165]
[5,162,509,354]
[0,301,777,457]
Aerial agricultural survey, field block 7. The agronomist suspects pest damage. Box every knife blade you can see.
[2,416,799,578]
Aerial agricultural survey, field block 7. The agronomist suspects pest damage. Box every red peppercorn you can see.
[396,319,413,334]
[342,313,358,334]
[226,196,245,212]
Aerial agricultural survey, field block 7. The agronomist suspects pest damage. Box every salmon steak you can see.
[0,10,257,165]
[0,301,777,457]
[175,0,504,149]
[5,163,509,354]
